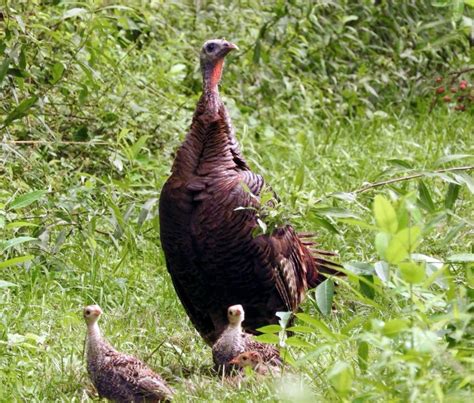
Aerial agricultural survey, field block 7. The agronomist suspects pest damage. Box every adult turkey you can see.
[159,39,338,346]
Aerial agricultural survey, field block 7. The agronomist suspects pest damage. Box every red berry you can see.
[450,87,458,93]
[436,86,445,94]
[443,95,452,102]
[459,82,467,90]
[435,77,443,83]
[454,104,466,111]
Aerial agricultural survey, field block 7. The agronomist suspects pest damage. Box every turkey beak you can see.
[229,358,238,365]
[220,42,238,57]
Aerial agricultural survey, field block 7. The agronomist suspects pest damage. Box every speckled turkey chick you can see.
[159,38,339,346]
[83,305,173,402]
[229,351,280,376]
[212,305,281,373]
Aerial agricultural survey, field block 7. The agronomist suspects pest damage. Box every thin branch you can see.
[315,165,474,203]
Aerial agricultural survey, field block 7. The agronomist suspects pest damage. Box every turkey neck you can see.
[86,321,102,358]
[201,58,224,114]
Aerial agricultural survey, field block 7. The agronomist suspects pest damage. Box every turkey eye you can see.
[206,43,216,53]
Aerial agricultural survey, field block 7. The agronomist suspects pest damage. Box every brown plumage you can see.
[83,305,174,402]
[212,305,281,373]
[159,39,339,345]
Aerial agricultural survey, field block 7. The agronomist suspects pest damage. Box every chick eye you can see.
[86,310,91,315]
[206,43,216,52]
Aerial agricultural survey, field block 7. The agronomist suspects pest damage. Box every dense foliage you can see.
[1,1,473,402]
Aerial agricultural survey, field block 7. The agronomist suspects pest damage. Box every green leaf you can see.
[296,313,338,340]
[359,275,375,299]
[256,324,281,334]
[382,319,409,337]
[375,232,390,259]
[51,62,65,84]
[285,336,313,348]
[0,255,34,269]
[337,218,377,230]
[130,135,150,159]
[343,262,374,275]
[0,57,10,85]
[399,261,425,284]
[1,237,37,253]
[373,195,398,233]
[0,280,17,288]
[434,153,472,166]
[62,7,88,19]
[374,261,390,283]
[444,183,460,210]
[253,333,279,344]
[316,278,334,315]
[328,361,353,395]
[454,173,474,194]
[9,190,47,210]
[357,341,368,373]
[385,226,421,264]
[293,164,305,190]
[447,253,474,263]
[285,325,316,333]
[418,180,436,212]
[4,96,38,126]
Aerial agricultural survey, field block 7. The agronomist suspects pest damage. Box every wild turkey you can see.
[83,305,174,402]
[212,304,281,372]
[159,39,338,345]
[229,351,280,376]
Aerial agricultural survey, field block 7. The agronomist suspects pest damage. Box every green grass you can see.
[1,1,473,402]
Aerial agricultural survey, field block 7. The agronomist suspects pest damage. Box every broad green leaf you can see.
[444,183,460,210]
[0,255,34,269]
[447,253,474,263]
[285,336,313,348]
[254,333,279,344]
[399,261,425,284]
[1,237,37,253]
[286,325,316,333]
[374,261,390,283]
[375,232,390,259]
[382,319,409,336]
[328,361,353,395]
[385,226,421,264]
[316,278,334,315]
[296,313,338,340]
[276,311,292,328]
[9,190,47,210]
[4,96,38,126]
[256,324,281,334]
[51,62,65,84]
[373,195,398,233]
[357,341,368,372]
